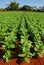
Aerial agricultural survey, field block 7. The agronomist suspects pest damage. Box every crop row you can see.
[0,12,44,63]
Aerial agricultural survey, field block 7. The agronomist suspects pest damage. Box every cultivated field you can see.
[0,11,44,63]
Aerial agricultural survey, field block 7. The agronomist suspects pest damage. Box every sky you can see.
[0,0,44,8]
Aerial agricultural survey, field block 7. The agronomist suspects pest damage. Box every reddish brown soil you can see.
[15,41,20,46]
[0,54,44,65]
[0,41,44,65]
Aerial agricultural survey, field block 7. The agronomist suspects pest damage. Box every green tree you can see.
[19,5,34,11]
[6,2,19,10]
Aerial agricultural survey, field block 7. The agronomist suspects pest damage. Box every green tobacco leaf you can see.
[0,41,4,44]
[2,45,7,50]
[38,52,43,57]
[6,57,9,63]
[24,57,30,63]
[18,53,26,57]
[3,50,11,62]
[8,43,15,48]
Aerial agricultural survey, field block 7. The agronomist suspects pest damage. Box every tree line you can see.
[0,2,44,12]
